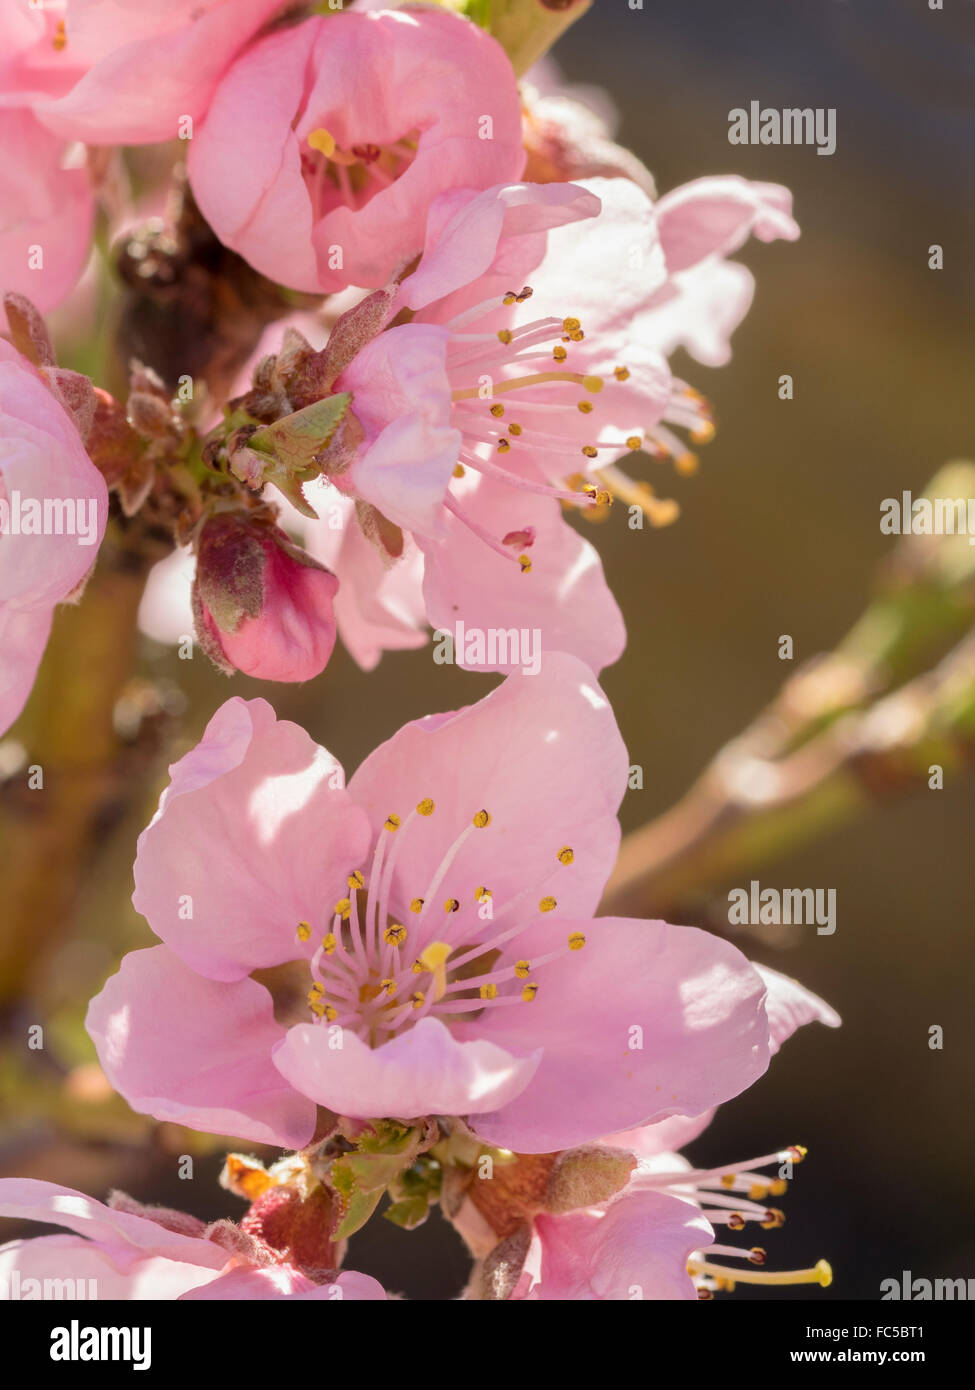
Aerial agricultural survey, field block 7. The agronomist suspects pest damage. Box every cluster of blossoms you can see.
[0,1,836,1301]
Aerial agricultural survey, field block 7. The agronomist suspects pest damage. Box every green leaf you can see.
[250,393,351,474]
[384,1196,431,1231]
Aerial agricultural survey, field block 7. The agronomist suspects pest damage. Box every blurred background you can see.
[2,0,974,1299]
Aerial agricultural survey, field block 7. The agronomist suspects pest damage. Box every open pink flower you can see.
[282,173,795,670]
[0,108,94,318]
[0,1179,385,1300]
[0,338,106,736]
[505,972,839,1300]
[188,8,525,294]
[1,0,286,146]
[88,656,823,1153]
[192,513,339,683]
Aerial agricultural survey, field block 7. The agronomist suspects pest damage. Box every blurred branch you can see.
[602,463,975,918]
[0,518,162,1005]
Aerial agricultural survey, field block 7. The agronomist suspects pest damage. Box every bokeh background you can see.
[2,0,973,1299]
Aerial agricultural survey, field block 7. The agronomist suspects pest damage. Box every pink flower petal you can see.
[272,1014,540,1120]
[468,918,770,1152]
[347,653,628,923]
[418,472,625,675]
[86,946,317,1148]
[132,697,371,980]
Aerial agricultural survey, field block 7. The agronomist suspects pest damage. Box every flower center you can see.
[440,289,713,563]
[302,127,420,218]
[293,800,583,1048]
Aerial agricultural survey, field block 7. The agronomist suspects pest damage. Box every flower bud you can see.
[193,514,338,682]
[543,1144,637,1214]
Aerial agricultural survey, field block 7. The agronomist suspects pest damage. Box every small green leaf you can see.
[384,1196,431,1231]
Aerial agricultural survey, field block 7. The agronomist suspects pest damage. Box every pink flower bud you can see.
[192,514,338,682]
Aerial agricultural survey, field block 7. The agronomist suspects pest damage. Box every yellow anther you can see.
[675,451,699,477]
[490,402,505,418]
[562,316,582,333]
[52,19,67,51]
[519,554,532,573]
[410,897,424,914]
[411,992,425,1009]
[568,931,586,951]
[569,329,585,342]
[348,870,365,890]
[577,400,593,414]
[384,813,401,832]
[324,1004,337,1022]
[613,365,630,382]
[582,445,599,459]
[502,290,519,305]
[480,983,498,1000]
[296,921,311,942]
[720,1174,736,1189]
[497,438,511,453]
[727,1212,746,1231]
[626,435,643,451]
[472,809,491,828]
[583,375,603,394]
[411,960,424,974]
[307,127,336,158]
[310,1000,326,1018]
[749,1184,769,1202]
[475,885,492,902]
[789,1145,808,1163]
[521,982,539,1002]
[497,329,513,345]
[749,1248,767,1266]
[553,345,567,363]
[308,982,324,998]
[444,897,460,913]
[539,896,557,913]
[381,978,397,996]
[691,420,716,445]
[557,846,574,865]
[508,422,523,436]
[384,924,407,946]
[453,463,465,478]
[416,797,435,816]
[595,489,612,506]
[761,1208,786,1230]
[333,898,351,918]
[769,1179,788,1196]
[322,933,337,955]
[418,941,452,1005]
[514,960,530,978]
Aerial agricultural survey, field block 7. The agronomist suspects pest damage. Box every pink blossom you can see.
[192,513,340,683]
[508,970,839,1299]
[0,1179,385,1300]
[88,657,821,1153]
[0,108,94,318]
[1,0,287,146]
[188,8,525,294]
[0,339,106,736]
[305,173,794,665]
